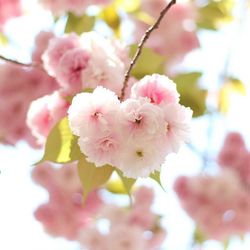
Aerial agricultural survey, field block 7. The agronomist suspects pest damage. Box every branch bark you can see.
[120,0,177,101]
[0,55,43,70]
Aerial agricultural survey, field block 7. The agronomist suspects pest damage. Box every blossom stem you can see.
[0,55,44,71]
[120,0,177,101]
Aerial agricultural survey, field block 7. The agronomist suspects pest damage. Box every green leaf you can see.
[78,156,114,200]
[197,0,235,30]
[38,117,82,164]
[173,72,207,117]
[150,171,165,191]
[116,169,136,195]
[65,13,95,35]
[130,45,165,79]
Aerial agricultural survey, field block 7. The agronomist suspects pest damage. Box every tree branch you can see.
[120,0,177,101]
[0,55,43,70]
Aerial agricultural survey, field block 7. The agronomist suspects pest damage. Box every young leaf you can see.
[65,13,95,35]
[218,78,246,114]
[150,171,165,191]
[99,5,121,37]
[38,117,82,164]
[197,0,234,30]
[116,169,136,195]
[129,45,165,79]
[114,0,141,13]
[173,72,207,117]
[78,156,114,200]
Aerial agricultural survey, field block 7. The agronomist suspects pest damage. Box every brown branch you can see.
[120,0,177,101]
[0,55,44,71]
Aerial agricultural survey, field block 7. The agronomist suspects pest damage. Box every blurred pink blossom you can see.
[0,0,22,30]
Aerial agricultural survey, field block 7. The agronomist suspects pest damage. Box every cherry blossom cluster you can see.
[39,0,111,17]
[132,1,199,66]
[0,0,22,30]
[174,170,250,240]
[0,63,58,146]
[42,32,128,96]
[68,74,192,178]
[78,186,166,250]
[32,163,102,240]
[218,132,250,187]
[174,132,250,240]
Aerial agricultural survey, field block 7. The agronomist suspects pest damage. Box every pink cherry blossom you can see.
[32,31,55,65]
[120,97,166,140]
[43,33,80,76]
[0,63,58,146]
[118,137,167,178]
[0,0,22,30]
[107,224,146,250]
[68,86,120,137]
[162,103,193,153]
[56,48,90,94]
[78,130,122,167]
[134,186,154,208]
[78,227,108,250]
[39,0,111,16]
[27,91,69,145]
[32,163,102,240]
[133,2,199,66]
[218,132,250,186]
[131,74,180,105]
[80,32,126,95]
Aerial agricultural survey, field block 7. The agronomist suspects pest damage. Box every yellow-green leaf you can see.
[173,72,207,117]
[197,0,235,30]
[218,78,246,114]
[114,0,141,13]
[193,226,207,244]
[116,169,136,195]
[0,33,8,46]
[65,13,95,35]
[130,45,165,79]
[150,171,165,191]
[106,178,128,194]
[133,11,155,25]
[99,5,121,37]
[78,156,114,200]
[38,117,82,164]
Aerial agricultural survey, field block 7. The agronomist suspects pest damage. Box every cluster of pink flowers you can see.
[132,1,199,66]
[68,74,192,178]
[218,132,250,187]
[174,171,250,240]
[175,132,250,240]
[39,0,111,16]
[42,32,128,96]
[0,63,58,146]
[32,163,103,240]
[0,0,22,30]
[78,186,166,250]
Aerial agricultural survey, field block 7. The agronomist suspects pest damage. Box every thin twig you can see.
[0,55,44,71]
[120,0,177,101]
